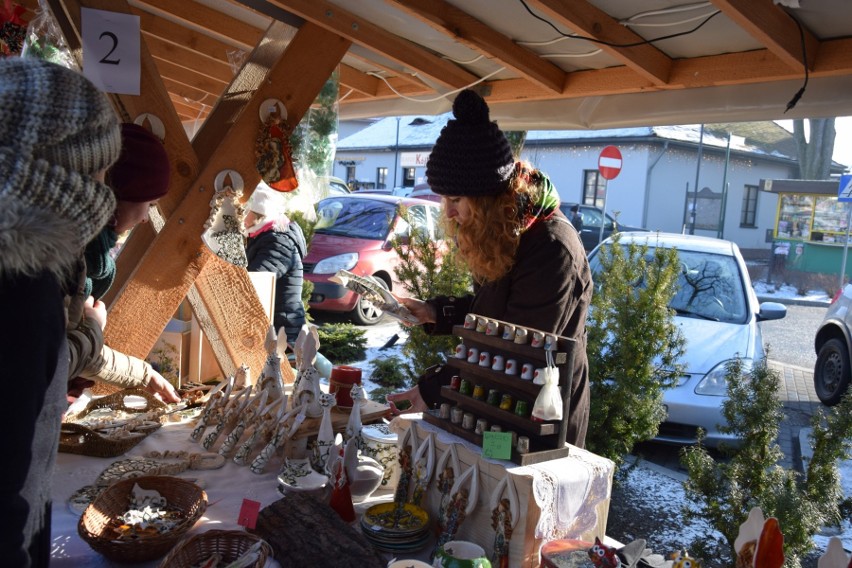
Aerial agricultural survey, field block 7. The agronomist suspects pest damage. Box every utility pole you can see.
[690,124,705,235]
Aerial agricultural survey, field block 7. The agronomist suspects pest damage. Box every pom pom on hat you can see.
[426,89,515,197]
[109,123,171,202]
[0,57,120,253]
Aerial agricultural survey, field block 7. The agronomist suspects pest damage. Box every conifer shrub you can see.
[585,236,686,469]
[367,355,410,404]
[316,322,367,364]
[681,359,852,568]
[391,210,472,380]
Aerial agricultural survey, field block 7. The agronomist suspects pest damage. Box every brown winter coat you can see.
[425,211,593,447]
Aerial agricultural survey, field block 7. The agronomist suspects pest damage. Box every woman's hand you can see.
[386,385,429,415]
[144,369,182,403]
[84,296,107,330]
[399,297,437,325]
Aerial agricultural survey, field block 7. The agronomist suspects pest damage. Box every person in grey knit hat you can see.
[388,90,593,450]
[0,56,121,567]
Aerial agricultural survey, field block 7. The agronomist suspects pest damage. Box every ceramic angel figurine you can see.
[393,424,418,505]
[409,429,435,507]
[189,377,233,442]
[233,396,287,465]
[344,384,367,449]
[734,507,783,568]
[327,445,355,523]
[310,392,337,472]
[234,363,251,390]
[434,460,479,551]
[818,537,852,568]
[250,404,306,474]
[258,325,286,402]
[436,444,461,529]
[202,385,253,450]
[490,475,519,568]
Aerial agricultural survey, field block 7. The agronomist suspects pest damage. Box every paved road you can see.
[760,303,827,370]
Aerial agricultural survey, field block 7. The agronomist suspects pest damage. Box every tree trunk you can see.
[793,118,836,179]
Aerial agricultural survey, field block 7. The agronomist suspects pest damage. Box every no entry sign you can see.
[598,145,623,180]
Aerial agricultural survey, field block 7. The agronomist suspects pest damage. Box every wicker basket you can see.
[158,530,272,568]
[78,476,207,563]
[60,389,168,457]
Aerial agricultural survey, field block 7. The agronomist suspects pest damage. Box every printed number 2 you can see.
[98,31,120,65]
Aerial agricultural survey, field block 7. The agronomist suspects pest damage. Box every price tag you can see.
[81,7,140,95]
[237,498,261,529]
[482,431,513,460]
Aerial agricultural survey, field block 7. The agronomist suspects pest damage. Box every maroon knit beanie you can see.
[108,123,171,202]
[426,89,515,197]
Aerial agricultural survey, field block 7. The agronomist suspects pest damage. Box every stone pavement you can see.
[767,359,821,471]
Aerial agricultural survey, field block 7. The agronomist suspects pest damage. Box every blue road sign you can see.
[839,174,852,202]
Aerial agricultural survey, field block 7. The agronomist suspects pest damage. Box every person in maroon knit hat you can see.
[67,123,180,403]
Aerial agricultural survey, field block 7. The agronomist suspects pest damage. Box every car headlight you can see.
[313,252,359,274]
[694,358,753,396]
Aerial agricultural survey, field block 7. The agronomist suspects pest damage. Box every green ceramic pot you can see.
[433,540,491,568]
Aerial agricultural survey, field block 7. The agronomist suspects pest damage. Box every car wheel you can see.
[350,276,388,326]
[814,338,852,406]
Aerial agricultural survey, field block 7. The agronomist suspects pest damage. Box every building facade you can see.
[333,116,836,256]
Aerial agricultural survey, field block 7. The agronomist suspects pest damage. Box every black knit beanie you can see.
[426,89,515,197]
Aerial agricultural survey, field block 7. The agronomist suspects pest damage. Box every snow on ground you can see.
[752,279,832,304]
[340,318,851,558]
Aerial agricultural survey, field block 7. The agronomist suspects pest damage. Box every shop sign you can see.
[400,152,428,167]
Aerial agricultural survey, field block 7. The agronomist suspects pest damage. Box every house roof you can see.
[18,0,852,130]
[337,115,801,162]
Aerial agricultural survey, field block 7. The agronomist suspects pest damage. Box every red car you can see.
[304,194,443,324]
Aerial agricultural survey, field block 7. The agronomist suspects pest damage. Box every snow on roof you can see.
[336,114,797,161]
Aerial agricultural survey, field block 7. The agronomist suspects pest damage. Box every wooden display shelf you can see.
[440,386,558,436]
[445,358,541,400]
[452,326,571,366]
[422,410,570,466]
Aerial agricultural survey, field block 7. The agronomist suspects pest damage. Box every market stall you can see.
[761,178,852,277]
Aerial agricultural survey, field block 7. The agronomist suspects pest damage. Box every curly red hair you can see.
[441,162,542,283]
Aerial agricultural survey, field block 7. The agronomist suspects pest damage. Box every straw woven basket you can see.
[159,530,272,568]
[78,476,207,563]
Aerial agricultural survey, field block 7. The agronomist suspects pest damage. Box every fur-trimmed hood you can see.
[0,195,83,281]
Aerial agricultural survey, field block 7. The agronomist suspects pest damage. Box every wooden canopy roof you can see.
[16,0,852,381]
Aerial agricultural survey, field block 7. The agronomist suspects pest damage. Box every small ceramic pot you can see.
[361,423,399,487]
[433,540,492,568]
[389,561,432,568]
[329,365,362,408]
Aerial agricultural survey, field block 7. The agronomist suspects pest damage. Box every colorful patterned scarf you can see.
[515,164,560,232]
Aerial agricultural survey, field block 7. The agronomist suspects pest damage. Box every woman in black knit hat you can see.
[386,89,593,448]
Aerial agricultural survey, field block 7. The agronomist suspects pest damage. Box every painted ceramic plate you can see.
[361,502,429,536]
[276,458,329,491]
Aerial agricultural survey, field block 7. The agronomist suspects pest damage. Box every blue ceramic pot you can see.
[433,541,491,568]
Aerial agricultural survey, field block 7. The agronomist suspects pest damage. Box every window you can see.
[345,165,356,186]
[376,167,387,189]
[740,184,758,227]
[403,167,416,188]
[583,170,606,207]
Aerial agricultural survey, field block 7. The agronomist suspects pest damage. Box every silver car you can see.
[588,232,787,447]
[814,286,852,405]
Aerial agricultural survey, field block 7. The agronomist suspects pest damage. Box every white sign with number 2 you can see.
[82,7,140,96]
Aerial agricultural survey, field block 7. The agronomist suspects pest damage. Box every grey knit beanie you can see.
[426,89,515,197]
[0,57,121,252]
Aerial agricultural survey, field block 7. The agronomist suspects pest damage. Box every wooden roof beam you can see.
[144,33,236,83]
[267,0,479,90]
[154,58,229,98]
[711,0,819,71]
[526,0,673,86]
[480,38,852,104]
[389,0,565,94]
[131,0,263,49]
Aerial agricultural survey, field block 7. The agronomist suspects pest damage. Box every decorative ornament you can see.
[434,459,479,551]
[818,536,852,568]
[436,444,461,530]
[490,475,519,568]
[250,404,306,474]
[132,113,166,141]
[232,395,286,465]
[671,549,702,568]
[0,1,27,57]
[734,507,783,568]
[310,392,337,472]
[258,325,286,402]
[344,383,366,448]
[409,428,435,507]
[255,99,298,192]
[201,170,247,267]
[189,377,233,442]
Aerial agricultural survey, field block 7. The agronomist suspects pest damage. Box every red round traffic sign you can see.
[598,145,623,180]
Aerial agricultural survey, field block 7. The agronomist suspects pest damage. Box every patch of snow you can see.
[752,279,832,304]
